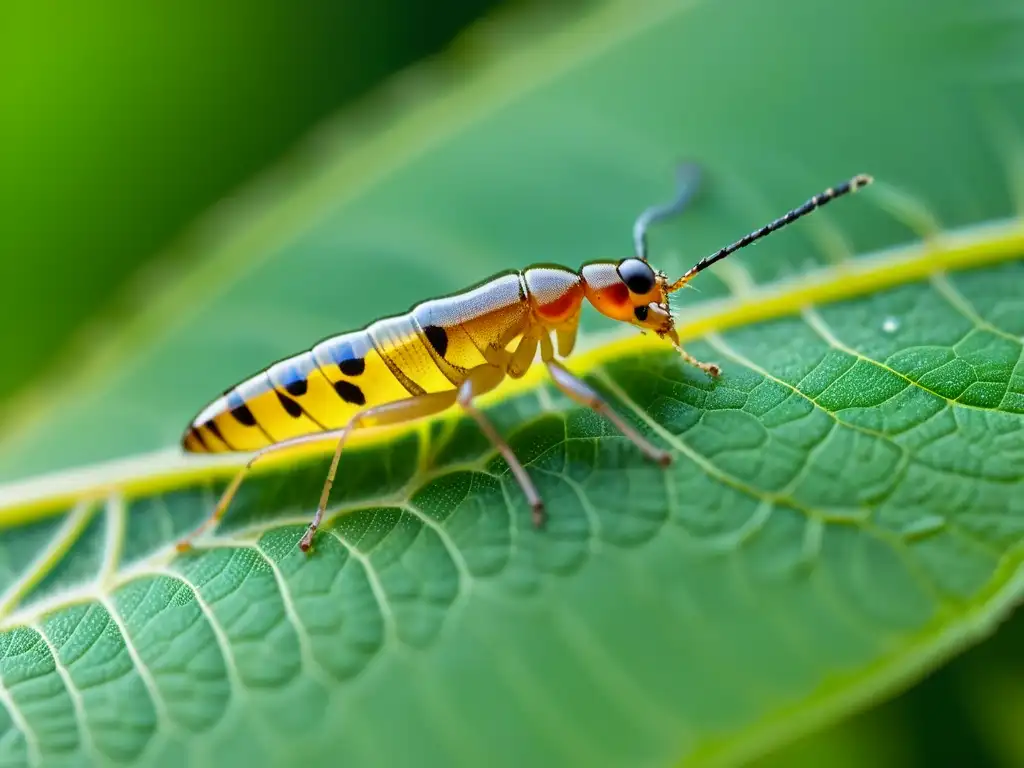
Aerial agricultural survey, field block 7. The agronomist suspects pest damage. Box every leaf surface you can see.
[0,0,1023,766]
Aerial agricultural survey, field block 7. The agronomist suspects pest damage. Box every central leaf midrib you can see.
[0,217,1021,517]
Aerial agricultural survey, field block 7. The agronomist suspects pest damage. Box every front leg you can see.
[667,328,720,377]
[540,334,671,467]
[458,364,546,527]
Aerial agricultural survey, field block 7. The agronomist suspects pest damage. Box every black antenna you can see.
[668,173,874,291]
[633,162,702,261]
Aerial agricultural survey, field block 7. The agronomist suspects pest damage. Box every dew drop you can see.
[882,316,899,334]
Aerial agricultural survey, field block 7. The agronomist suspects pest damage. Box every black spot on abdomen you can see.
[338,357,366,376]
[333,380,366,406]
[230,403,257,427]
[189,427,209,450]
[285,378,307,396]
[204,419,233,449]
[424,325,448,358]
[276,391,303,418]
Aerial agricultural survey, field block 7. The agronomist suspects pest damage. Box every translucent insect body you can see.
[178,165,873,553]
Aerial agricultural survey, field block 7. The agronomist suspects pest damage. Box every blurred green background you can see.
[1,1,1021,766]
[0,0,521,404]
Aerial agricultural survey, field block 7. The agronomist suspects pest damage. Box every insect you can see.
[177,165,873,553]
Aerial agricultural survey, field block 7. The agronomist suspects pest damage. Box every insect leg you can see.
[298,390,459,552]
[176,427,354,553]
[507,331,539,379]
[666,328,720,377]
[458,364,546,528]
[176,392,459,553]
[554,322,579,358]
[543,346,671,466]
[678,348,721,377]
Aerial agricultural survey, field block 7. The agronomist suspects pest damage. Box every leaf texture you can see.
[0,0,1023,766]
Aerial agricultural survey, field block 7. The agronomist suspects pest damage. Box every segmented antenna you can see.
[633,162,702,262]
[667,173,874,292]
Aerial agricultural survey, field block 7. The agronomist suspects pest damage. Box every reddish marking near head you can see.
[604,282,630,306]
[536,284,583,322]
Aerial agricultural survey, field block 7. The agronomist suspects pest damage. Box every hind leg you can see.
[177,391,458,553]
[177,428,352,553]
[297,390,459,551]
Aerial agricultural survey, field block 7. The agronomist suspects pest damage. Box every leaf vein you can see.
[29,622,101,764]
[930,271,1022,343]
[99,493,126,589]
[594,368,865,525]
[0,670,40,768]
[400,501,473,602]
[0,502,96,620]
[249,542,337,687]
[97,594,175,746]
[325,528,397,647]
[155,567,243,711]
[801,307,1012,415]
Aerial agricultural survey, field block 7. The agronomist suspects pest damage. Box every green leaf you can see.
[0,0,1022,766]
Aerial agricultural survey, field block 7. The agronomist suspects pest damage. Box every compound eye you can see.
[618,258,656,295]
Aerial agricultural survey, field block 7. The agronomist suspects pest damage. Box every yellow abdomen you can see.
[182,272,532,453]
